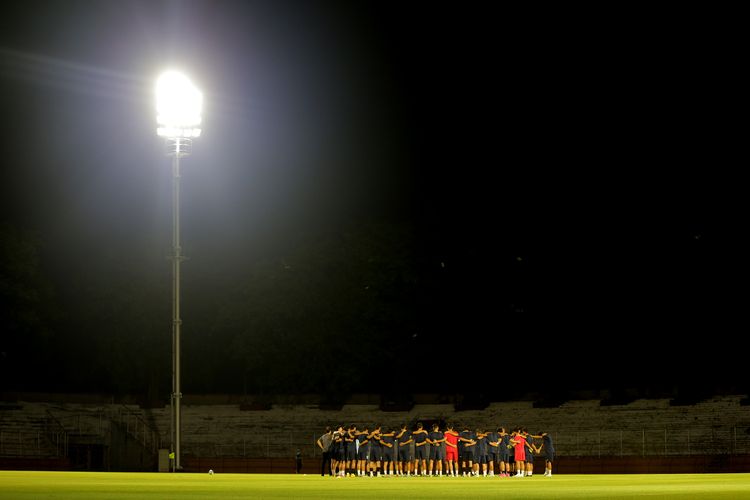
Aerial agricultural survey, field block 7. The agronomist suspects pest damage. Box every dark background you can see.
[0,2,744,403]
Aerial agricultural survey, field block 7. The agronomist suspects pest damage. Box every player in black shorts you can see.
[356,426,370,477]
[498,428,511,477]
[522,429,536,476]
[396,423,413,476]
[539,431,555,477]
[413,423,429,476]
[380,428,396,476]
[345,424,358,477]
[475,429,488,476]
[486,428,499,477]
[368,425,382,477]
[332,426,346,477]
[459,427,476,476]
[428,423,445,476]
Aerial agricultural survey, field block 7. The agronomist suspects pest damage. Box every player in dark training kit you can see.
[539,431,555,477]
[412,423,429,476]
[380,428,396,476]
[396,423,413,476]
[428,423,445,476]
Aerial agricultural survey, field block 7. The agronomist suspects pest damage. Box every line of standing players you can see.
[318,423,555,478]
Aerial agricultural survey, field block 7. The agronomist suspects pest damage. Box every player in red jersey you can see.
[510,429,527,477]
[444,423,460,477]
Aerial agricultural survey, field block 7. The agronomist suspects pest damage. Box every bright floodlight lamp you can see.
[155,70,202,472]
[156,70,203,139]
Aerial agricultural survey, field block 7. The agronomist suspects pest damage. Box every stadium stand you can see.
[2,395,749,472]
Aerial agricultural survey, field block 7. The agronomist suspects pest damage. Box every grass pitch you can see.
[1,471,750,499]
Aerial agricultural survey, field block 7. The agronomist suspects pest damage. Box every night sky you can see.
[0,2,745,401]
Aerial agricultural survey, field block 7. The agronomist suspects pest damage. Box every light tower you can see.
[155,70,202,471]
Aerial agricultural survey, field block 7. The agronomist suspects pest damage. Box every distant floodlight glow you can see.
[156,70,203,137]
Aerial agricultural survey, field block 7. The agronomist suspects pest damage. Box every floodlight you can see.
[156,70,203,138]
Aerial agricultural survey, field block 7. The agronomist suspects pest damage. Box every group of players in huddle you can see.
[317,422,555,478]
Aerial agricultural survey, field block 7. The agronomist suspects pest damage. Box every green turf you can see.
[1,471,750,499]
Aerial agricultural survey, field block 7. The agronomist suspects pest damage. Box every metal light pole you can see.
[156,71,202,472]
[168,137,188,471]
